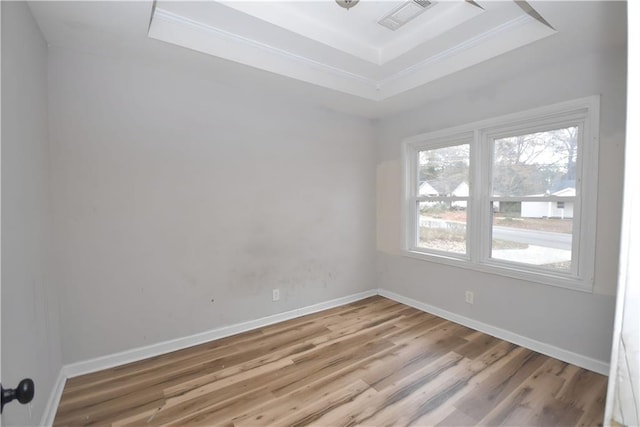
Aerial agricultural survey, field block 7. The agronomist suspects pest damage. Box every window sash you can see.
[482,121,585,278]
[413,196,470,202]
[412,198,471,258]
[488,196,575,202]
[486,202,577,277]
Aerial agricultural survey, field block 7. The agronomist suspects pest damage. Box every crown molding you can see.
[379,14,534,88]
[152,8,378,88]
[149,6,556,101]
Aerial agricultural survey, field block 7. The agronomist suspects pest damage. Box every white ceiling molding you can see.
[149,7,379,99]
[376,13,551,98]
[148,1,557,101]
[152,8,379,86]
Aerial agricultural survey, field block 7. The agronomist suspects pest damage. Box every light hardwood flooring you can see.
[54,296,607,426]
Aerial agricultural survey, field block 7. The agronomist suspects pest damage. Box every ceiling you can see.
[148,1,556,100]
[28,1,627,118]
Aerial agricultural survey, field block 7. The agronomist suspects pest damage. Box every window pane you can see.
[419,144,470,197]
[491,202,572,271]
[418,202,467,254]
[492,127,578,197]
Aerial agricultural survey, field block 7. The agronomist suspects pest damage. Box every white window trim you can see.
[401,96,600,292]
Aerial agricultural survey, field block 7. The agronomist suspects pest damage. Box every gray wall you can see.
[375,43,627,363]
[1,2,62,425]
[47,47,377,363]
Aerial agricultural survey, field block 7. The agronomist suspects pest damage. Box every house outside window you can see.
[402,97,600,291]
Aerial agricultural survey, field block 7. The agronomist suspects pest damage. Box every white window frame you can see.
[402,96,600,292]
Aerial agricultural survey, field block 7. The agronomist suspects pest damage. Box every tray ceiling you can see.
[148,1,556,100]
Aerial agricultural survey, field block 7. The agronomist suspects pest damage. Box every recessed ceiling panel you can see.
[148,1,557,100]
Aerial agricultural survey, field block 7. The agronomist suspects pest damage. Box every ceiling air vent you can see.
[413,0,432,8]
[378,0,436,31]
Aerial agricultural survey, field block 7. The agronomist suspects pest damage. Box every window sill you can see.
[402,249,594,293]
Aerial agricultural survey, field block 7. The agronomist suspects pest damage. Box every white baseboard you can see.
[40,369,66,427]
[64,289,377,379]
[43,286,609,425]
[378,288,610,375]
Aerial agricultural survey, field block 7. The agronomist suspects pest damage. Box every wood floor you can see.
[54,296,607,426]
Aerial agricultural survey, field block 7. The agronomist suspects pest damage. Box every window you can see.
[402,97,599,291]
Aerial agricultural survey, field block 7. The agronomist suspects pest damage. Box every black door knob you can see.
[1,379,35,413]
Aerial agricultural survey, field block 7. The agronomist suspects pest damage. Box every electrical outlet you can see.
[465,291,474,304]
[272,288,280,301]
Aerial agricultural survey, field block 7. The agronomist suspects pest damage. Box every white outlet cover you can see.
[465,291,474,304]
